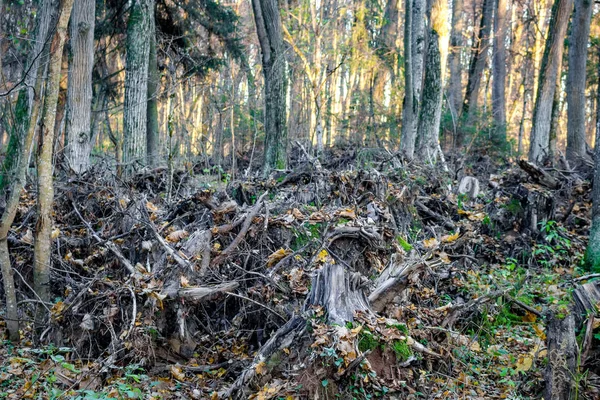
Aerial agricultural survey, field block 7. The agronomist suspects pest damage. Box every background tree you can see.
[416,0,450,161]
[400,0,425,159]
[33,0,74,327]
[252,0,287,174]
[529,0,573,164]
[492,0,508,139]
[65,0,95,174]
[447,0,465,119]
[565,0,593,164]
[122,0,153,171]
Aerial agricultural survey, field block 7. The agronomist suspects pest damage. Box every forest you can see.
[0,0,600,398]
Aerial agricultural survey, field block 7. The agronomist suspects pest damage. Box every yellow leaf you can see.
[441,231,460,243]
[533,324,546,340]
[438,251,451,264]
[522,311,537,323]
[51,228,61,239]
[211,392,219,400]
[51,301,65,316]
[267,248,291,267]
[514,356,533,373]
[255,361,267,375]
[338,208,356,219]
[316,249,330,263]
[170,365,186,381]
[423,238,439,249]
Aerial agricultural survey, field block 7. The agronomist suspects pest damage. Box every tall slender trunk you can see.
[492,0,508,137]
[0,0,57,193]
[584,45,600,271]
[146,5,159,167]
[65,0,95,174]
[33,0,74,329]
[122,0,153,171]
[416,0,450,162]
[400,0,425,158]
[462,0,494,123]
[528,0,573,164]
[447,0,464,117]
[565,0,593,163]
[252,0,288,175]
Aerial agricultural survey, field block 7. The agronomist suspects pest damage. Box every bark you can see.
[33,0,74,328]
[492,0,508,136]
[0,0,57,193]
[123,0,153,171]
[400,0,425,158]
[0,52,48,343]
[447,0,464,118]
[65,0,95,174]
[416,0,450,162]
[544,311,577,400]
[585,47,600,271]
[462,0,493,124]
[565,0,593,164]
[528,0,573,164]
[146,5,159,167]
[252,0,288,175]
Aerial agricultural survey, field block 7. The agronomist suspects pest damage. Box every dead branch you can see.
[177,281,239,301]
[211,191,268,266]
[415,200,456,230]
[518,159,559,189]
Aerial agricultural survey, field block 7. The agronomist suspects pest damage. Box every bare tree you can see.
[252,0,288,175]
[65,0,95,174]
[462,0,494,123]
[400,0,426,159]
[123,0,153,171]
[528,0,573,164]
[147,4,159,167]
[492,0,508,137]
[416,0,450,161]
[565,0,593,164]
[33,0,74,327]
[447,0,465,119]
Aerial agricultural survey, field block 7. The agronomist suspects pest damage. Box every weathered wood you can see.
[518,159,560,189]
[544,311,577,400]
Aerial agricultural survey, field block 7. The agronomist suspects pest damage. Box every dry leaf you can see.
[167,230,189,242]
[255,360,267,375]
[338,208,356,219]
[51,228,61,239]
[146,201,159,212]
[423,237,439,249]
[170,365,186,381]
[441,231,460,243]
[514,356,533,373]
[266,248,291,267]
[180,276,190,288]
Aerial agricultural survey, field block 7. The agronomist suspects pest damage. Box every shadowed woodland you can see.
[1,0,600,398]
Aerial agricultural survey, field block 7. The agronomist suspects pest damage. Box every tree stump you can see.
[544,311,577,400]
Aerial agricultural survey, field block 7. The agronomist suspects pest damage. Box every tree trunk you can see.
[252,0,288,175]
[400,0,425,159]
[416,0,450,162]
[544,311,577,400]
[528,0,573,164]
[565,0,593,164]
[123,0,153,172]
[0,0,57,193]
[585,47,600,271]
[146,5,159,167]
[492,0,508,137]
[462,0,493,125]
[447,0,464,119]
[0,43,48,343]
[65,0,95,174]
[33,0,74,329]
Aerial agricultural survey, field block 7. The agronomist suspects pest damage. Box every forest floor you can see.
[0,147,598,399]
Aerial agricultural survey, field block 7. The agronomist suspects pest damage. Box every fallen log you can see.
[518,159,559,189]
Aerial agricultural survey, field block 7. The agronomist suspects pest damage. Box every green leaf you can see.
[321,379,328,387]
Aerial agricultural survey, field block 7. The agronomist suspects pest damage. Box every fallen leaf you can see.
[441,231,460,243]
[266,248,291,267]
[514,356,533,373]
[255,361,267,375]
[170,365,186,381]
[167,230,189,242]
[423,238,439,249]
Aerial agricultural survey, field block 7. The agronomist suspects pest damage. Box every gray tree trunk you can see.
[528,0,573,164]
[565,0,593,164]
[65,0,95,174]
[447,0,464,118]
[252,0,288,175]
[585,46,600,270]
[492,0,508,136]
[123,0,153,171]
[146,6,159,167]
[416,0,450,162]
[462,0,493,123]
[400,0,425,159]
